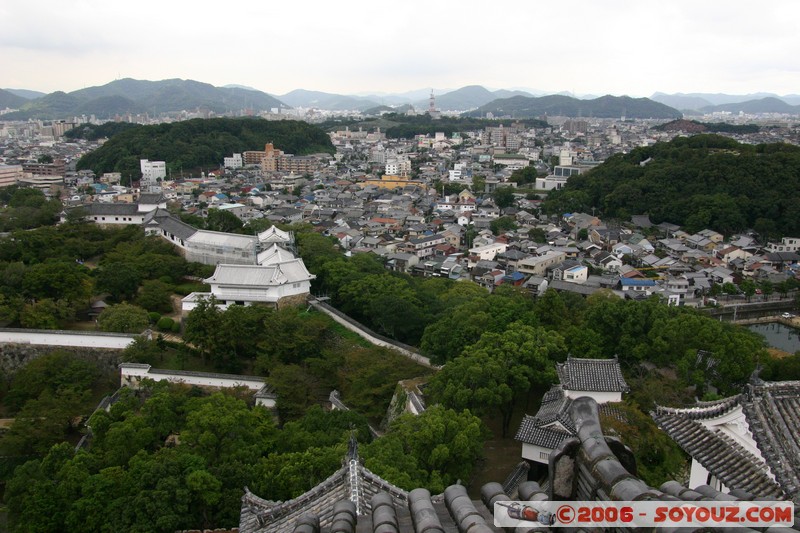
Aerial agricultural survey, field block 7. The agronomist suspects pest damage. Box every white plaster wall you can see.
[563,390,622,404]
[0,330,136,349]
[521,443,552,465]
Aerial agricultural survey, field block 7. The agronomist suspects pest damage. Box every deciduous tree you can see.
[96,303,150,333]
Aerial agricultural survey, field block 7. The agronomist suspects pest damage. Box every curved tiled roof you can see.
[653,381,800,503]
[742,381,800,502]
[242,397,800,532]
[515,385,624,449]
[556,356,629,393]
[652,407,783,498]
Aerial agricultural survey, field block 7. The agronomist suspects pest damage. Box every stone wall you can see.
[277,293,310,310]
[0,343,123,376]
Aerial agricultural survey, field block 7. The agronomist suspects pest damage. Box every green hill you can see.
[0,88,28,109]
[699,97,800,114]
[467,94,682,119]
[76,117,334,182]
[542,134,800,238]
[2,78,289,120]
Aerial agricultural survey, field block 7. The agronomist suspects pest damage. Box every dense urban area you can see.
[0,81,799,532]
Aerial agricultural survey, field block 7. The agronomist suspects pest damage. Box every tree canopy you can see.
[543,135,800,238]
[76,117,335,182]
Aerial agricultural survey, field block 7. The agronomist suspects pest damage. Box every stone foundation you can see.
[0,343,123,376]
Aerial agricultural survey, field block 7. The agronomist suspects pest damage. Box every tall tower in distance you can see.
[428,90,441,119]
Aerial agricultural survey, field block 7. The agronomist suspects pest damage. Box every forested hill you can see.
[76,118,334,180]
[466,94,682,119]
[542,134,800,238]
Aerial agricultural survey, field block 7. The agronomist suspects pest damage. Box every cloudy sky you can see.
[2,0,798,97]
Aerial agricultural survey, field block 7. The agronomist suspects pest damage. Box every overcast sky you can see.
[2,0,798,97]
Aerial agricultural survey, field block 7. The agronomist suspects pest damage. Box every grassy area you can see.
[325,319,375,349]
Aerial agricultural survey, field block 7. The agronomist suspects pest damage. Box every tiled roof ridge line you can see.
[243,463,350,523]
[654,394,741,419]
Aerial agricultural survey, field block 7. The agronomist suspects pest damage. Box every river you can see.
[747,322,800,354]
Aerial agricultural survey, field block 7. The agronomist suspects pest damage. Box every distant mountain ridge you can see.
[276,89,382,112]
[0,89,28,109]
[412,85,535,111]
[2,88,46,100]
[2,78,288,120]
[465,94,682,119]
[698,97,800,115]
[651,91,800,110]
[277,85,538,112]
[6,78,800,119]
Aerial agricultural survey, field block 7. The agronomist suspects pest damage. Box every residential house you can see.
[618,277,657,297]
[399,233,448,259]
[385,253,419,273]
[717,245,752,266]
[478,269,506,290]
[658,238,690,258]
[552,262,589,284]
[496,249,530,273]
[766,237,800,254]
[593,251,624,272]
[516,250,566,277]
[468,242,508,262]
[761,252,800,272]
[704,266,735,285]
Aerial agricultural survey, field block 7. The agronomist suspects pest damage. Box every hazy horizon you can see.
[2,0,798,98]
[5,81,800,101]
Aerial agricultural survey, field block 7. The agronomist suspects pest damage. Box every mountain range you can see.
[0,89,29,110]
[1,79,287,120]
[465,94,683,120]
[3,78,800,120]
[651,92,800,111]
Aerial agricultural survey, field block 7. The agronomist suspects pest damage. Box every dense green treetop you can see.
[3,382,485,532]
[76,117,335,180]
[64,121,141,141]
[427,322,566,436]
[0,187,61,231]
[542,135,800,238]
[96,303,151,333]
[361,406,488,494]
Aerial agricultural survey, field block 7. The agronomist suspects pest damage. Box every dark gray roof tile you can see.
[556,357,629,393]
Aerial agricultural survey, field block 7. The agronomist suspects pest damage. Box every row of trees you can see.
[542,135,800,238]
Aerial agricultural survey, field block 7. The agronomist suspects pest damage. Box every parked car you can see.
[782,312,795,319]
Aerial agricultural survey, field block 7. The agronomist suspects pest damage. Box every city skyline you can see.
[2,0,799,98]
